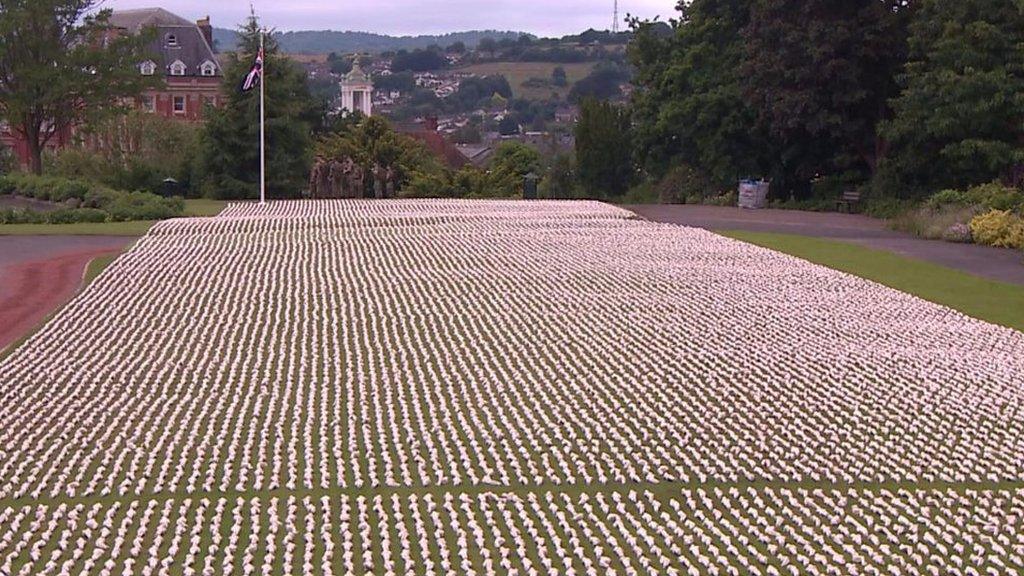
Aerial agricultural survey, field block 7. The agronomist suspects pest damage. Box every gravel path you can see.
[0,236,135,350]
[626,204,1024,286]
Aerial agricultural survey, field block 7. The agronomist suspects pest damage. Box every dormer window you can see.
[200,60,217,77]
[166,34,178,47]
[140,61,156,76]
[169,60,187,76]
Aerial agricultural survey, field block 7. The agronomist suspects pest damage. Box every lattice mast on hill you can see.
[612,0,620,34]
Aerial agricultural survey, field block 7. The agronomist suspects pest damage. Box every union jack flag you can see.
[241,47,263,92]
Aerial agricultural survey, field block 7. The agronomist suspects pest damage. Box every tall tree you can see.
[879,0,1024,197]
[315,115,444,197]
[628,0,761,188]
[0,0,154,174]
[575,98,633,197]
[742,0,913,197]
[196,16,320,199]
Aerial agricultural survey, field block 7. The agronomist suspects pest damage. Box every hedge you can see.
[0,174,184,223]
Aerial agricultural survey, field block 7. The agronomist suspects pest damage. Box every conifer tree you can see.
[575,98,633,197]
[196,16,320,199]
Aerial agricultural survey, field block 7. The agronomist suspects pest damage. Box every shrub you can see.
[46,148,113,185]
[924,188,967,209]
[810,173,862,202]
[620,183,659,204]
[705,190,738,207]
[400,172,456,199]
[0,173,185,223]
[655,165,712,204]
[0,173,95,202]
[0,208,44,224]
[863,197,915,219]
[104,192,184,222]
[964,182,1024,212]
[48,111,201,196]
[969,210,1024,250]
[770,197,837,212]
[942,223,973,244]
[892,204,981,240]
[45,208,108,224]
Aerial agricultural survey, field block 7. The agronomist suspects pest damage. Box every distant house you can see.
[108,8,224,122]
[554,105,580,125]
[456,144,494,167]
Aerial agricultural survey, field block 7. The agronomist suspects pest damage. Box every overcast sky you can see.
[100,0,676,37]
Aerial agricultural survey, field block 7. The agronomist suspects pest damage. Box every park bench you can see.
[836,189,862,213]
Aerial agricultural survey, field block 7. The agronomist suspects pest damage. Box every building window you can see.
[169,60,186,76]
[200,61,217,77]
[141,95,155,112]
[166,34,178,47]
[140,61,156,76]
[173,96,186,114]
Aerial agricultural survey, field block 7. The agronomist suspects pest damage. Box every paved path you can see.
[0,236,136,351]
[625,204,1024,287]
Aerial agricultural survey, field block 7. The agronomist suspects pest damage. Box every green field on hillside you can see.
[456,61,596,99]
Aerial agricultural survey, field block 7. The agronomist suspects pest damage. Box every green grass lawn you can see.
[0,199,228,236]
[721,230,1024,332]
[183,199,229,217]
[82,253,120,285]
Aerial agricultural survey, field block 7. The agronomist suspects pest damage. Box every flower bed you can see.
[0,199,1022,572]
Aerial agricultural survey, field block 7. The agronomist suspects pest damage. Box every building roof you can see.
[108,8,193,32]
[456,145,494,167]
[343,60,372,85]
[111,8,221,78]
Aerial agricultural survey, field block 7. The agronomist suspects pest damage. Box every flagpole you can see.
[259,28,266,205]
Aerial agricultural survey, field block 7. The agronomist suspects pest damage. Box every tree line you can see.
[623,0,1024,203]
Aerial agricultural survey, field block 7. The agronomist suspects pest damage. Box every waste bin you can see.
[523,173,539,200]
[738,179,770,209]
[160,178,183,198]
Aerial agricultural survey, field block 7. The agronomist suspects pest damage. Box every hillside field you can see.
[456,61,597,100]
[0,200,1022,574]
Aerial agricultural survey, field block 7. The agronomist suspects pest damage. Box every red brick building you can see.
[0,122,72,169]
[1,8,223,166]
[109,8,224,122]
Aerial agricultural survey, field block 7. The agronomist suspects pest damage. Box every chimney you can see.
[197,16,213,49]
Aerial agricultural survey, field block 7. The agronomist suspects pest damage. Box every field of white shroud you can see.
[1,200,1023,574]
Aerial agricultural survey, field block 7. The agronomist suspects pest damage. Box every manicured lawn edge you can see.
[0,220,156,236]
[720,230,1024,332]
[0,199,229,236]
